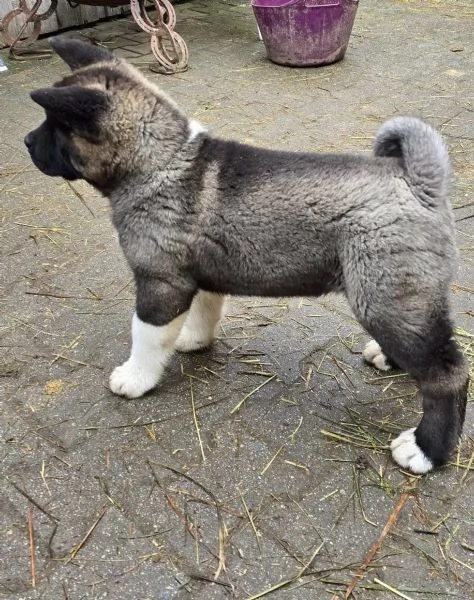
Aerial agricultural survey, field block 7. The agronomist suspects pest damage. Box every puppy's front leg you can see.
[110,277,194,398]
[110,311,188,398]
[175,291,225,353]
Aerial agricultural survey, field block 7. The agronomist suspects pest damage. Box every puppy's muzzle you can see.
[24,132,33,150]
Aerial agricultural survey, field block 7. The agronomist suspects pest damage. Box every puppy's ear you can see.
[50,36,115,70]
[30,86,107,131]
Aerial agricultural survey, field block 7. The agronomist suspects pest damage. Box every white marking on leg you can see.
[391,428,434,474]
[110,312,187,398]
[363,339,392,371]
[175,291,225,353]
[188,119,207,142]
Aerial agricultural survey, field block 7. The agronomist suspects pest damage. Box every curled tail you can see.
[374,117,450,207]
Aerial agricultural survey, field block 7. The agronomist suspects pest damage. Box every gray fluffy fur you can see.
[25,38,468,471]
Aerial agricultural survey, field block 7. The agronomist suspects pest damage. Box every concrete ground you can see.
[1,0,473,598]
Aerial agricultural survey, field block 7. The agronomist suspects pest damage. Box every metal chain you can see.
[131,0,188,73]
[0,0,57,54]
[0,0,188,72]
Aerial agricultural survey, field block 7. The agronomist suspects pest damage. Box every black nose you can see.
[24,133,33,149]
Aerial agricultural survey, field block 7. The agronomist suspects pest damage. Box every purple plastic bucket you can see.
[251,0,359,67]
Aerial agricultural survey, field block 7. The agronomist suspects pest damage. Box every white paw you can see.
[391,428,434,474]
[363,339,392,371]
[109,359,162,398]
[174,326,214,353]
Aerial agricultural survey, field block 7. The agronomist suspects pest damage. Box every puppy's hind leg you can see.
[175,291,225,353]
[390,334,468,474]
[365,308,468,474]
[348,272,468,474]
[363,339,395,371]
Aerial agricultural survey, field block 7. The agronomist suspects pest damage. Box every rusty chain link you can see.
[0,0,188,72]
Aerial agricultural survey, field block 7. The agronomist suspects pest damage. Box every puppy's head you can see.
[25,37,189,190]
